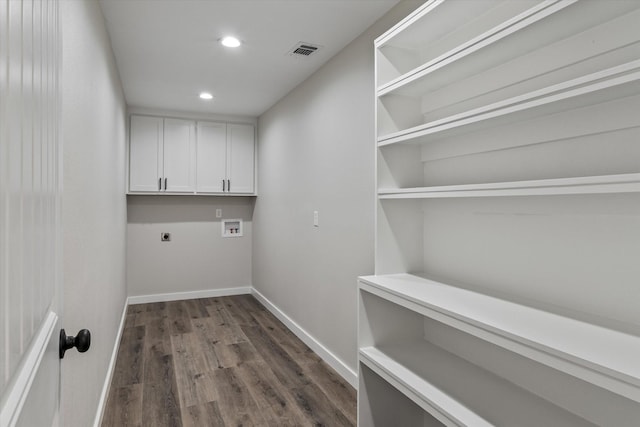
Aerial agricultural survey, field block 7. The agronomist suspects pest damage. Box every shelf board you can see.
[377,60,640,147]
[377,0,572,96]
[360,346,492,427]
[378,173,640,199]
[360,344,595,427]
[375,0,448,49]
[358,274,640,402]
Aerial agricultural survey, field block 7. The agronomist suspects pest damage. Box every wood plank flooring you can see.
[101,295,356,427]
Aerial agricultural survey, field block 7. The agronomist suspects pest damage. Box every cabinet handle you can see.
[164,178,167,190]
[222,179,226,192]
[158,178,161,191]
[227,179,230,192]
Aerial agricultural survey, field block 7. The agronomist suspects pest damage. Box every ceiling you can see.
[99,0,402,118]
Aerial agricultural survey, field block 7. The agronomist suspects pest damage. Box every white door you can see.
[227,124,255,194]
[1,0,63,426]
[196,121,227,193]
[129,115,164,192]
[163,118,195,192]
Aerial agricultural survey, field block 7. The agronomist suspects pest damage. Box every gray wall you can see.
[127,195,254,297]
[61,0,128,426]
[253,0,422,375]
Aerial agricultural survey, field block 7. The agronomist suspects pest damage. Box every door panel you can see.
[163,118,195,192]
[196,121,227,193]
[227,124,255,194]
[0,0,62,425]
[129,115,163,192]
[8,313,59,427]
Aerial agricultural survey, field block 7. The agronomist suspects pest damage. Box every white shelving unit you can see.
[360,274,640,400]
[378,173,640,199]
[378,61,640,146]
[360,1,640,425]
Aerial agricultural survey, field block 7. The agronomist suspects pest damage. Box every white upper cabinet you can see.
[129,115,255,195]
[163,118,196,192]
[196,121,227,193]
[129,115,163,192]
[129,115,195,193]
[196,121,255,195]
[227,124,255,194]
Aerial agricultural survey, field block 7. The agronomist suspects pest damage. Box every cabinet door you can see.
[196,121,227,193]
[227,124,255,194]
[129,115,163,192]
[163,118,195,192]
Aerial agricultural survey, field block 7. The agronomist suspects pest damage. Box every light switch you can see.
[313,211,319,227]
[216,209,222,218]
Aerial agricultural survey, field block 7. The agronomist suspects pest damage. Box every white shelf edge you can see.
[377,0,572,96]
[377,173,640,199]
[126,192,257,197]
[359,347,492,427]
[358,274,640,402]
[374,0,444,49]
[377,60,640,147]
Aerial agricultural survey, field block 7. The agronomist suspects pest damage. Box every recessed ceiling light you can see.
[199,92,213,100]
[220,36,241,48]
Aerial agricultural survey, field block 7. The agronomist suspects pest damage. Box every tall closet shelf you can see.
[378,173,640,199]
[359,345,595,427]
[365,0,640,423]
[359,274,640,402]
[377,60,640,147]
[376,0,573,96]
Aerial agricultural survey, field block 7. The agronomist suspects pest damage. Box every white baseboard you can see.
[251,288,358,389]
[127,286,252,305]
[92,300,128,427]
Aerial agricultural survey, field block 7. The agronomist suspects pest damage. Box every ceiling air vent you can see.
[288,42,322,59]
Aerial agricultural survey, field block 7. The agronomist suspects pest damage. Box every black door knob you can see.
[59,328,91,359]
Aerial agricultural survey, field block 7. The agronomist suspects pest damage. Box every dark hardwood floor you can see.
[101,295,356,427]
